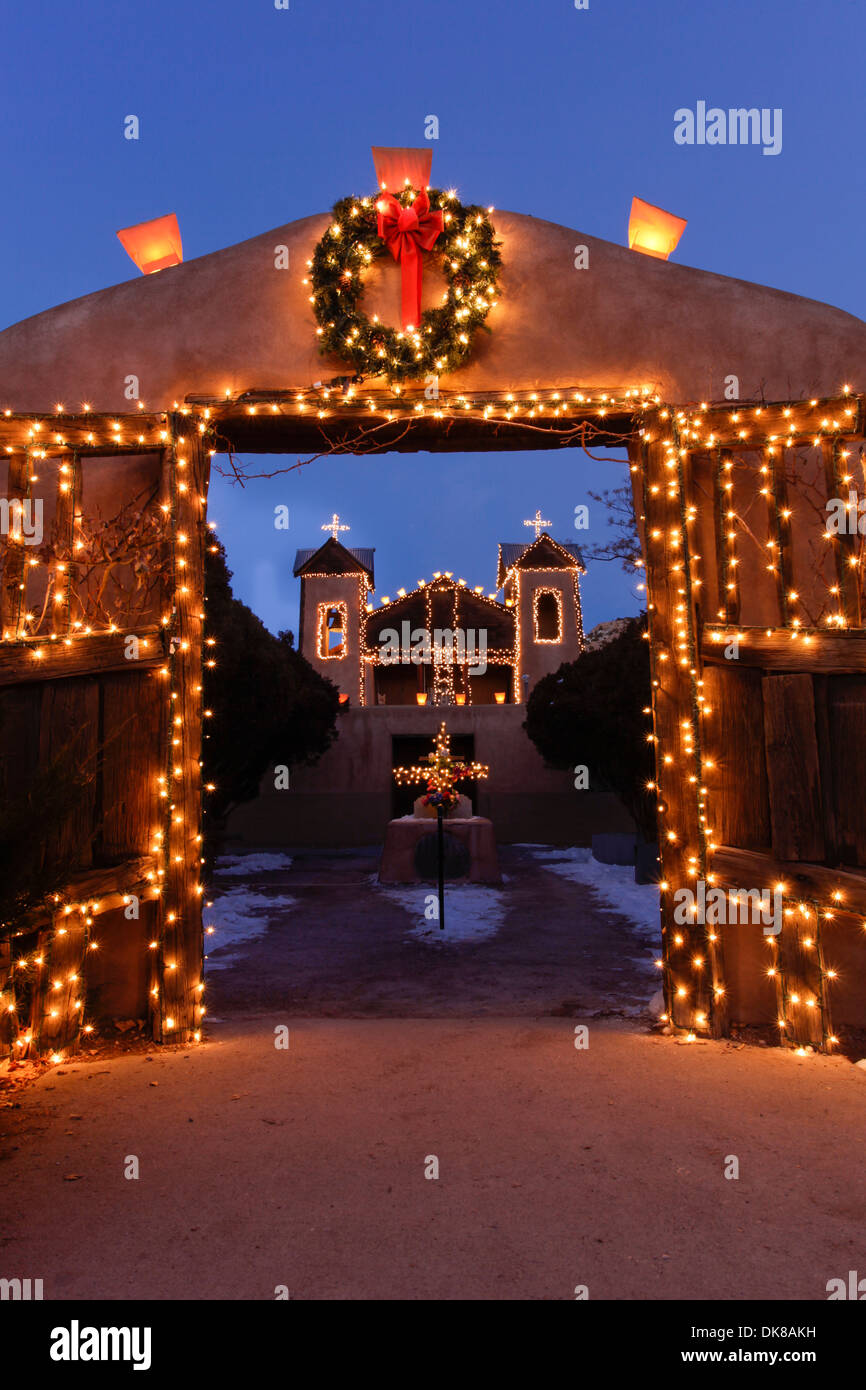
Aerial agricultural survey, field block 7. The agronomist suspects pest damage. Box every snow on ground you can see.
[523,845,661,964]
[214,852,293,877]
[203,887,296,970]
[377,883,507,945]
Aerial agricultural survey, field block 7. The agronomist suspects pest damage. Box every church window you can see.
[318,601,348,659]
[534,589,563,643]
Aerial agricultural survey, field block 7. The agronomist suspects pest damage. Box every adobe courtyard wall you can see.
[224,705,633,849]
[2,210,865,411]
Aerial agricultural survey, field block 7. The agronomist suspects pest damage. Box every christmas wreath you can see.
[307,187,501,383]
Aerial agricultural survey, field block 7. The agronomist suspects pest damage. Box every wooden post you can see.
[635,432,726,1038]
[1,454,30,639]
[154,420,210,1044]
[52,451,77,635]
[712,448,740,625]
[768,448,794,625]
[823,437,861,627]
[36,908,91,1057]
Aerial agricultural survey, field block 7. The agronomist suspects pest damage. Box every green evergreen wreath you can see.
[307,187,502,383]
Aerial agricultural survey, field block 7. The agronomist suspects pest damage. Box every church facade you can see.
[226,520,632,847]
[294,521,586,708]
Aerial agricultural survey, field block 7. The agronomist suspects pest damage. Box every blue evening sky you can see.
[2,0,863,636]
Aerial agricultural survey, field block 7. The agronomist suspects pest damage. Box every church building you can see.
[226,514,631,847]
[294,511,586,708]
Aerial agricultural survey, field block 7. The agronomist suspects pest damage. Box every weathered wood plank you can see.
[812,676,841,867]
[701,665,770,852]
[711,845,866,917]
[825,676,866,869]
[0,684,42,800]
[18,855,158,929]
[100,670,164,859]
[762,674,825,863]
[0,625,164,686]
[38,678,100,871]
[702,628,866,673]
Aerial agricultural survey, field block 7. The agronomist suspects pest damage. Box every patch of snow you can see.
[214,853,293,877]
[203,887,295,971]
[648,989,666,1018]
[377,883,507,945]
[526,845,661,965]
[528,846,660,934]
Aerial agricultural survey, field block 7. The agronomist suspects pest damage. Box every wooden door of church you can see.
[632,395,866,1051]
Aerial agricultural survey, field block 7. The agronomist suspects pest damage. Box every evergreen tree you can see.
[203,537,339,839]
[523,616,656,840]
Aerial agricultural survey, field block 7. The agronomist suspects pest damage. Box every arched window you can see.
[318,601,348,658]
[534,589,562,643]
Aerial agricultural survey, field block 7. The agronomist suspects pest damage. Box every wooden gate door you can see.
[633,393,866,1051]
[0,412,209,1056]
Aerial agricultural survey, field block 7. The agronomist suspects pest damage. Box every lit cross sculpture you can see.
[322,513,351,542]
[393,722,489,811]
[524,509,551,539]
[393,722,490,933]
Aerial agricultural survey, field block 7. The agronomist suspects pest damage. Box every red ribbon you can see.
[376,190,444,332]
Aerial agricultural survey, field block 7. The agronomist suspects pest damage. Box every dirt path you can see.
[206,846,659,1019]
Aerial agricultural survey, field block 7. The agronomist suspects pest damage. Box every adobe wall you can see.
[225,705,633,848]
[2,210,865,411]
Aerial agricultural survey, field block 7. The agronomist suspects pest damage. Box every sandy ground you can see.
[2,848,865,1301]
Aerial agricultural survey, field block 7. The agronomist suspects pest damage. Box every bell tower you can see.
[497,517,585,700]
[293,517,374,705]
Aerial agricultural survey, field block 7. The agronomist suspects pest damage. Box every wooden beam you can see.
[18,855,159,930]
[0,415,167,454]
[702,627,866,673]
[671,396,863,449]
[0,626,165,686]
[711,845,866,918]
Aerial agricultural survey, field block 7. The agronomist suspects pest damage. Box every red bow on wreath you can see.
[376,190,444,332]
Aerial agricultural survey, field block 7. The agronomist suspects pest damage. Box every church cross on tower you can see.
[322,513,351,542]
[523,509,551,540]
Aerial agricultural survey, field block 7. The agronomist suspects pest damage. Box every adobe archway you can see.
[2,191,866,1056]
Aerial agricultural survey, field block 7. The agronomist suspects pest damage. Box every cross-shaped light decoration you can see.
[523,509,551,540]
[322,513,351,542]
[393,722,489,811]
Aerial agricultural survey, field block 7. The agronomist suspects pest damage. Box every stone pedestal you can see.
[379,816,501,884]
